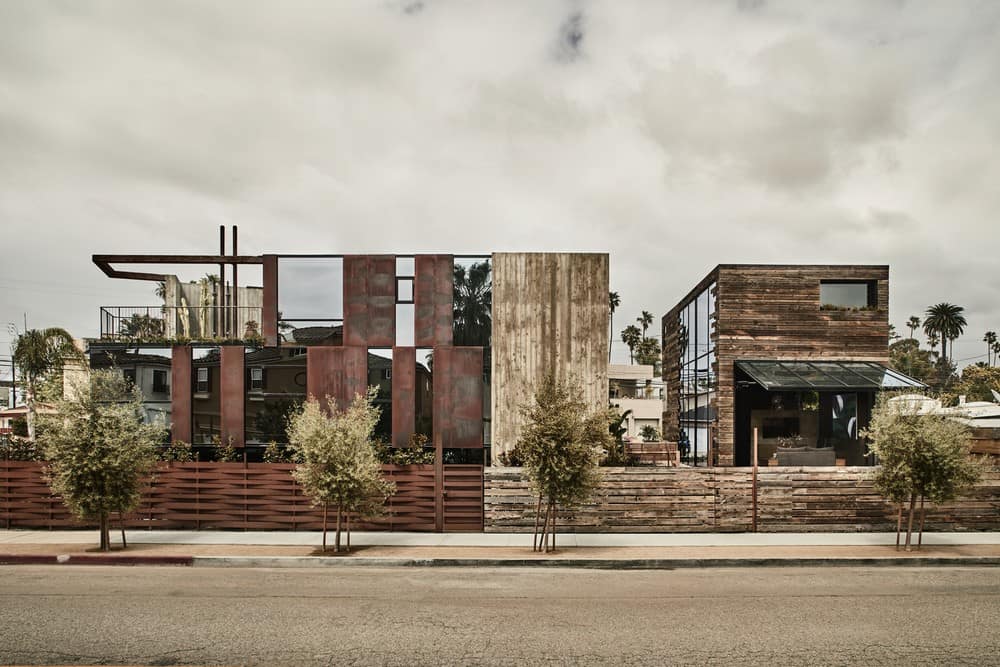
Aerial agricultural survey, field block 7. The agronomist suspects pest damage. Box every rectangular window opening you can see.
[820,281,877,309]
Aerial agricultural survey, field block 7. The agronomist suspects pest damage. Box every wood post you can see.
[752,427,758,533]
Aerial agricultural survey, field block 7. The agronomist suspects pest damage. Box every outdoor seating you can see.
[775,446,837,466]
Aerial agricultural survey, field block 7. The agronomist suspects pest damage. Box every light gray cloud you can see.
[0,0,997,366]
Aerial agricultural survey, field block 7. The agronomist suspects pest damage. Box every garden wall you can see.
[485,466,1000,533]
[0,461,483,532]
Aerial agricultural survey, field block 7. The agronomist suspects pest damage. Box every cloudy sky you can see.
[1,0,997,366]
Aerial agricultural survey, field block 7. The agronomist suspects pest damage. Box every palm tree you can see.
[907,316,921,340]
[621,325,641,364]
[11,327,79,442]
[927,332,940,358]
[985,331,997,367]
[637,311,653,339]
[923,303,967,362]
[608,292,620,363]
[453,260,492,348]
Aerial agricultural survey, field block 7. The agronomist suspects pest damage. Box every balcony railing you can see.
[100,305,264,343]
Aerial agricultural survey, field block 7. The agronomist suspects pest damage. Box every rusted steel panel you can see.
[307,346,341,412]
[415,254,454,347]
[341,346,368,408]
[367,255,396,347]
[392,347,416,448]
[343,256,368,347]
[343,255,396,347]
[262,254,278,346]
[434,347,484,449]
[219,346,245,447]
[170,346,192,443]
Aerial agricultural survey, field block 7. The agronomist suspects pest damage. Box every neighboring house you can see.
[0,403,57,435]
[608,363,663,440]
[662,265,925,467]
[89,350,172,428]
[888,394,1000,457]
[92,246,609,466]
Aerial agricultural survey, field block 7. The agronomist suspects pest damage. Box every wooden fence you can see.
[486,466,1000,533]
[0,461,483,532]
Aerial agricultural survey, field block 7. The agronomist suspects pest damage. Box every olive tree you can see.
[287,389,395,553]
[864,395,982,551]
[518,375,611,553]
[38,368,162,551]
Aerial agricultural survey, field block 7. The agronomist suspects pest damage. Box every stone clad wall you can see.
[491,253,609,463]
[485,467,1000,533]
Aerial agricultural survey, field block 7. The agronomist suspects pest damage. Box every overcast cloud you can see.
[1,0,997,365]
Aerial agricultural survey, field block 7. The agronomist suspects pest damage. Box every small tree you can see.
[287,389,395,553]
[38,369,161,551]
[864,395,982,551]
[518,375,611,553]
[640,425,660,442]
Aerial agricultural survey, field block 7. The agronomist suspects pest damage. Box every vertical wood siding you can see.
[491,253,609,461]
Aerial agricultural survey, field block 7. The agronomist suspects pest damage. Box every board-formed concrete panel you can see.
[491,252,609,462]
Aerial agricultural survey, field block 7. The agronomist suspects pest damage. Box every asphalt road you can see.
[1,565,999,666]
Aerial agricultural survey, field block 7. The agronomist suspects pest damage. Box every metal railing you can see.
[100,305,263,342]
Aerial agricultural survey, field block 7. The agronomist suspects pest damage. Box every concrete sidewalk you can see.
[2,529,999,569]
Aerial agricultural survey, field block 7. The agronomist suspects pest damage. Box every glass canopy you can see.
[735,360,926,391]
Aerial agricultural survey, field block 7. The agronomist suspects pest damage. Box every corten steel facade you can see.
[491,253,609,463]
[661,264,917,468]
[93,246,608,466]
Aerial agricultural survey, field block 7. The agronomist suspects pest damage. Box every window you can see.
[196,367,210,393]
[152,370,168,394]
[250,367,264,391]
[820,281,876,309]
[123,368,137,386]
[383,368,392,380]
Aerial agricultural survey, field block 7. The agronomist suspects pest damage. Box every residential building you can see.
[661,265,925,467]
[92,241,609,466]
[608,363,663,440]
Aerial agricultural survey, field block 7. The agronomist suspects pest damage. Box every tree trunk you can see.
[918,495,926,549]
[335,504,342,553]
[895,504,902,551]
[322,502,328,552]
[25,384,36,442]
[532,494,543,552]
[905,493,917,552]
[99,512,109,552]
[539,500,551,553]
[120,511,127,550]
[550,503,556,553]
[346,511,351,553]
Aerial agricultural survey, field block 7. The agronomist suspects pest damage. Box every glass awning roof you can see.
[735,360,926,391]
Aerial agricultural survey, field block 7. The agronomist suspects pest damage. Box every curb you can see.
[0,554,193,567]
[3,554,998,569]
[190,556,1000,569]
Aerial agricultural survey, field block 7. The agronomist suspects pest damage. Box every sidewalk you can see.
[2,530,999,568]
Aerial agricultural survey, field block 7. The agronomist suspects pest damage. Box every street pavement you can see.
[1,529,999,568]
[2,565,999,666]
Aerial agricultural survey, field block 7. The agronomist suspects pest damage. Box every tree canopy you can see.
[864,394,981,550]
[287,389,394,553]
[38,368,162,551]
[517,375,611,552]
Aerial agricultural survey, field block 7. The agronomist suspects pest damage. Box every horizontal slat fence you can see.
[486,466,1000,533]
[1,461,482,532]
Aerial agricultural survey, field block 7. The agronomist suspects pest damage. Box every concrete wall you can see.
[491,252,609,462]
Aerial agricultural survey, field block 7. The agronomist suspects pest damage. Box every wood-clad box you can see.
[663,265,890,465]
[491,252,609,463]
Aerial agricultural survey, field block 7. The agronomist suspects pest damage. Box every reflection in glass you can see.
[89,347,172,434]
[416,348,433,440]
[278,257,344,324]
[368,349,393,443]
[192,347,221,445]
[244,347,307,445]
